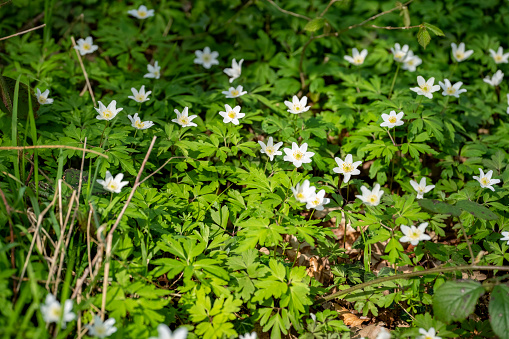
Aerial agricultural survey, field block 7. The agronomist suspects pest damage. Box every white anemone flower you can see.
[489,46,509,64]
[483,70,504,86]
[224,58,243,83]
[144,61,161,79]
[239,332,257,339]
[74,36,98,56]
[380,111,404,128]
[96,171,129,194]
[390,43,410,62]
[149,324,188,339]
[40,294,76,328]
[95,100,123,121]
[356,183,384,206]
[409,177,435,199]
[128,85,151,103]
[36,88,54,105]
[402,51,422,72]
[128,113,154,130]
[410,76,441,99]
[127,5,154,19]
[283,142,314,168]
[194,47,219,69]
[438,79,467,98]
[284,95,311,114]
[222,85,247,98]
[473,168,501,191]
[258,137,283,161]
[333,154,362,183]
[344,48,368,65]
[418,327,441,339]
[500,232,509,245]
[219,104,245,125]
[399,222,431,246]
[292,180,316,203]
[86,315,117,338]
[451,42,473,62]
[306,190,330,211]
[172,107,198,127]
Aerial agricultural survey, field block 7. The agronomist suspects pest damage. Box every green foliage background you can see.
[1,0,509,338]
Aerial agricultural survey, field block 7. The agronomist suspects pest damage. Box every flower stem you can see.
[99,121,109,148]
[386,127,397,146]
[388,62,400,99]
[308,209,315,221]
[439,96,450,116]
[413,96,423,114]
[449,62,458,79]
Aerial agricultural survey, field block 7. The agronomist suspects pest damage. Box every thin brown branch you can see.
[0,23,45,41]
[320,264,509,303]
[71,36,96,107]
[371,24,421,30]
[265,0,311,21]
[320,0,341,18]
[346,0,415,31]
[0,145,108,159]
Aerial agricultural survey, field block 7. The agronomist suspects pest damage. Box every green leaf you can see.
[417,27,431,49]
[423,22,445,36]
[489,285,509,339]
[456,200,498,220]
[304,17,326,32]
[433,280,484,323]
[418,199,462,217]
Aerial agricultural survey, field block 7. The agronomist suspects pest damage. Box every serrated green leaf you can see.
[304,17,326,32]
[423,22,444,36]
[489,285,509,339]
[433,280,484,323]
[417,27,431,49]
[418,199,462,217]
[456,200,498,220]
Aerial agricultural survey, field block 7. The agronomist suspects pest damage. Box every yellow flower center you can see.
[293,151,303,160]
[354,56,364,65]
[265,146,274,155]
[407,59,414,66]
[51,306,62,318]
[103,110,112,119]
[294,106,301,111]
[481,177,490,185]
[388,116,397,124]
[422,84,429,92]
[231,90,239,96]
[409,230,421,240]
[138,10,147,17]
[203,54,211,62]
[368,194,378,204]
[342,163,354,173]
[228,111,236,119]
[95,326,107,335]
[395,52,405,60]
[107,182,119,191]
[312,198,320,205]
[39,96,47,103]
[446,87,456,95]
[424,336,433,339]
[154,70,160,77]
[180,117,189,125]
[417,187,425,193]
[495,55,502,62]
[135,121,145,129]
[296,192,304,200]
[83,43,91,50]
[456,51,464,60]
[135,94,145,101]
